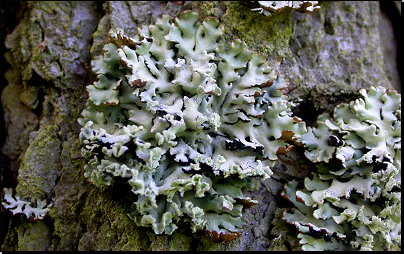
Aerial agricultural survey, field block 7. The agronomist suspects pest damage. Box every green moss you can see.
[147,232,170,251]
[19,85,40,110]
[191,1,224,18]
[16,124,61,201]
[115,233,145,251]
[1,79,40,160]
[190,1,293,59]
[90,15,111,58]
[93,221,118,251]
[346,4,355,12]
[17,220,52,251]
[168,229,193,250]
[220,2,293,58]
[77,187,148,251]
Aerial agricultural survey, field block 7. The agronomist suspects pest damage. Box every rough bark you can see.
[0,1,400,251]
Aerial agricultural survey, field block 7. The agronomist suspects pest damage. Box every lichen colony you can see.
[78,11,306,243]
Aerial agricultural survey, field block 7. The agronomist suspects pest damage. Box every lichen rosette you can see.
[78,11,306,243]
[282,86,401,250]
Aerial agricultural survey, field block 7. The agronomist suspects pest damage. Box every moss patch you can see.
[16,124,61,201]
[221,2,293,58]
[17,220,51,251]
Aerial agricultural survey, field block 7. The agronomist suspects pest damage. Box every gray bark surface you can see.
[0,1,400,251]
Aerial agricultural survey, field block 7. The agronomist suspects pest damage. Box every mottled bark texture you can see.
[0,1,400,251]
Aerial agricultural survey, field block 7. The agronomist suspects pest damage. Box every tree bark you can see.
[0,1,400,251]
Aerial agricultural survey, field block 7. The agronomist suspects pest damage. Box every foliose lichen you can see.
[281,86,401,250]
[2,188,51,220]
[78,10,306,243]
[252,1,321,16]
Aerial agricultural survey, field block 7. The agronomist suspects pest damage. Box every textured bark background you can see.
[0,1,401,251]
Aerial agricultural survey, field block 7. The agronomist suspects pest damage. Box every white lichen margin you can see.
[252,1,321,16]
[2,188,51,220]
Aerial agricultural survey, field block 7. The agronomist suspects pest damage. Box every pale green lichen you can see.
[2,188,51,220]
[281,86,401,250]
[78,10,306,243]
[252,1,321,16]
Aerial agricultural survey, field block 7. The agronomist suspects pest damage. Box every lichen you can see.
[78,10,306,243]
[2,188,51,220]
[281,86,401,250]
[252,1,321,16]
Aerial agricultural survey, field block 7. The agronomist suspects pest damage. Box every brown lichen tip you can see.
[204,226,246,244]
[276,145,294,155]
[236,197,259,209]
[108,29,141,49]
[297,1,321,13]
[279,130,295,141]
[280,181,293,203]
[127,78,147,88]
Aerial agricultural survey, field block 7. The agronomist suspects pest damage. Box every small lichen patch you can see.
[2,188,51,220]
[282,86,401,251]
[252,1,321,16]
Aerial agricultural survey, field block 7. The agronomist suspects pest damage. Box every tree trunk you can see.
[0,1,400,251]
